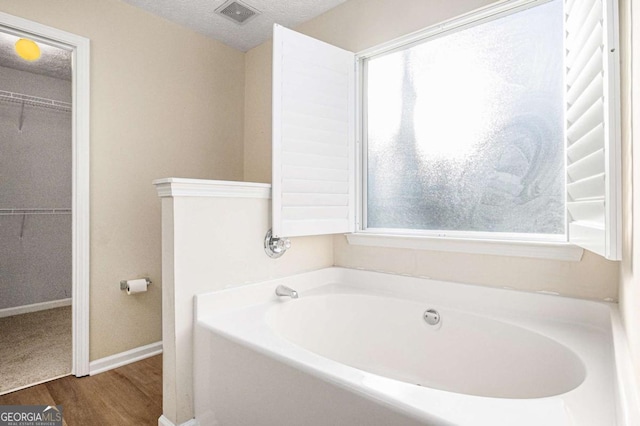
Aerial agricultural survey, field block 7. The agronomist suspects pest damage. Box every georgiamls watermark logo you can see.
[0,405,62,426]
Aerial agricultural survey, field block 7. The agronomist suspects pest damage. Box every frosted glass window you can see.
[365,0,565,236]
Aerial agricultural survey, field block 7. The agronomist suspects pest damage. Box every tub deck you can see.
[194,267,625,426]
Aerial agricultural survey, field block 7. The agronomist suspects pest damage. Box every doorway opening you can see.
[0,12,90,394]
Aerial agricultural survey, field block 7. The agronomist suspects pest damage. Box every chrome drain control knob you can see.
[423,309,440,325]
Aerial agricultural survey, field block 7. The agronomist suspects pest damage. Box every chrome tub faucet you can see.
[275,285,298,299]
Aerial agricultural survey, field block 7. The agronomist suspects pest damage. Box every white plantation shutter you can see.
[271,3,622,257]
[272,24,356,238]
[565,0,621,260]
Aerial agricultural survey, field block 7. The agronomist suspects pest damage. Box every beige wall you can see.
[244,42,272,183]
[619,0,640,396]
[243,0,620,301]
[0,0,246,360]
[336,236,618,300]
[160,185,332,424]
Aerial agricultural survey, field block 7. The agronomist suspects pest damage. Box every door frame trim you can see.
[0,12,91,376]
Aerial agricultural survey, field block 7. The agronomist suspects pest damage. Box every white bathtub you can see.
[193,267,637,425]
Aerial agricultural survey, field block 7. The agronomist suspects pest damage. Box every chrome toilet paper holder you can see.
[120,278,152,290]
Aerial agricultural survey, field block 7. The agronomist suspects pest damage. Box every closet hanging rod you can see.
[0,208,71,216]
[0,90,71,113]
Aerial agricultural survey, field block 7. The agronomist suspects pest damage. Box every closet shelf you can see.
[0,90,72,113]
[0,208,71,216]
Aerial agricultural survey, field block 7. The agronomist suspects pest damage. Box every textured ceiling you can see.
[123,0,347,52]
[0,1,345,79]
[0,32,72,81]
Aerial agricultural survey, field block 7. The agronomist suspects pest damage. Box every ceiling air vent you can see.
[215,0,260,25]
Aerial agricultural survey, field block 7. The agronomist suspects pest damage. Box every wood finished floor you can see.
[0,354,162,426]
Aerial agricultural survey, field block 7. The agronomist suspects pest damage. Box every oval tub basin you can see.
[267,293,586,399]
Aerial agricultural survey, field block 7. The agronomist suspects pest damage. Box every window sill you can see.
[346,232,584,262]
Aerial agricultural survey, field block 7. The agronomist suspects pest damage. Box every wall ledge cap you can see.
[153,178,271,199]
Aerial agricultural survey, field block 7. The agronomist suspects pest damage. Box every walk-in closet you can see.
[0,31,72,394]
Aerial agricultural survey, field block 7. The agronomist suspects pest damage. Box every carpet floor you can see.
[0,306,72,394]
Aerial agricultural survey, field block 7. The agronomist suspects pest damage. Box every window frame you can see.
[352,0,582,259]
[270,0,620,261]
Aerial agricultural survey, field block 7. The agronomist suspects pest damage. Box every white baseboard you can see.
[89,341,162,376]
[158,415,199,426]
[0,298,72,318]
